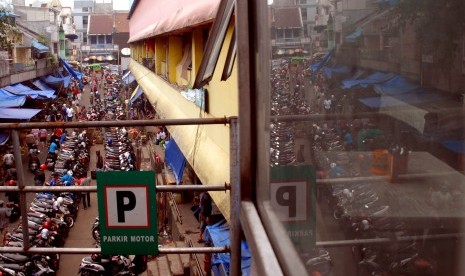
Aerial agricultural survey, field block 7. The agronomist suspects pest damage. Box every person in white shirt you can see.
[66,106,74,122]
[155,127,166,145]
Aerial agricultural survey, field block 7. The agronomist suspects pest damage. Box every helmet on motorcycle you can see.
[40,228,49,239]
[43,220,52,230]
[40,164,47,171]
[67,170,73,176]
[8,180,15,186]
[56,197,64,205]
[81,142,86,148]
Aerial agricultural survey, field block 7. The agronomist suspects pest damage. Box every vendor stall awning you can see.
[32,80,54,92]
[32,40,49,53]
[60,57,83,80]
[164,139,186,185]
[2,83,56,99]
[130,85,143,104]
[0,89,27,107]
[122,71,135,84]
[0,108,41,120]
[42,75,71,88]
[0,132,9,146]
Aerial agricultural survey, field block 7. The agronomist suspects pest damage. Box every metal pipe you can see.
[12,130,30,251]
[0,117,233,130]
[0,246,228,254]
[0,185,229,192]
[229,118,241,276]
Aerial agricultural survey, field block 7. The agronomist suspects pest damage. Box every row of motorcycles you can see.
[1,192,80,275]
[78,72,146,275]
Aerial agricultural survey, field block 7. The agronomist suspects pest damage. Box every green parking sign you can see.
[97,171,158,255]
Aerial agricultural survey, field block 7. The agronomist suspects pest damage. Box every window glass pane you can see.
[262,0,465,275]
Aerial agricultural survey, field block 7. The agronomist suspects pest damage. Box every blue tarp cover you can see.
[130,85,143,104]
[60,57,83,80]
[43,75,71,88]
[0,89,27,107]
[310,50,334,75]
[205,220,252,276]
[0,132,9,145]
[322,65,351,79]
[3,83,55,99]
[345,27,363,42]
[123,71,135,84]
[0,108,41,120]
[32,80,54,92]
[164,139,186,185]
[32,40,49,53]
[442,140,465,154]
[341,71,395,89]
[373,76,418,95]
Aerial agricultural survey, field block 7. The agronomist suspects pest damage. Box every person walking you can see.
[78,177,91,209]
[198,191,212,243]
[96,151,103,170]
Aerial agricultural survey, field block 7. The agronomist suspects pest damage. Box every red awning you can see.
[128,0,221,43]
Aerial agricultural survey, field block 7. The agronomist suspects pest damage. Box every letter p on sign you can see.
[105,186,149,228]
[270,181,307,222]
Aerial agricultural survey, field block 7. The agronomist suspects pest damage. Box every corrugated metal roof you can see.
[88,14,113,35]
[273,7,303,28]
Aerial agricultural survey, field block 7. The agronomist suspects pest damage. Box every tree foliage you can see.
[397,0,465,71]
[0,7,19,51]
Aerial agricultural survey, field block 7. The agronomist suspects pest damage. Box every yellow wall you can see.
[130,59,231,219]
[191,28,204,78]
[204,19,238,118]
[168,36,183,84]
[155,37,167,76]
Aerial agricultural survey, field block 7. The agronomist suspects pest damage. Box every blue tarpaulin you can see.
[130,85,143,104]
[32,40,49,53]
[322,65,351,79]
[43,75,71,88]
[164,139,186,185]
[0,108,41,120]
[345,27,363,42]
[0,132,9,145]
[0,89,27,107]
[32,80,54,92]
[373,76,418,95]
[442,140,465,154]
[205,220,251,276]
[310,50,334,76]
[59,57,82,80]
[3,83,55,99]
[123,71,135,84]
[341,71,395,89]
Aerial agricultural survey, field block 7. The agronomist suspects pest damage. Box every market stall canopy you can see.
[32,40,50,53]
[205,220,252,275]
[32,79,54,92]
[59,57,83,80]
[0,89,27,107]
[2,83,56,99]
[130,85,143,104]
[0,108,41,120]
[122,71,135,84]
[164,139,186,185]
[0,132,9,146]
[42,75,71,88]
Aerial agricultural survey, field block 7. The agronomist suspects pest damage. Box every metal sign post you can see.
[97,171,158,255]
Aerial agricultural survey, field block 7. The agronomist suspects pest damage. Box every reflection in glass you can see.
[266,0,465,275]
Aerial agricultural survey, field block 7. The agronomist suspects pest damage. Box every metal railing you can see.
[0,117,236,257]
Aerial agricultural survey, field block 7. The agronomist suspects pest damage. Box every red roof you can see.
[114,12,129,33]
[273,7,303,28]
[88,14,113,35]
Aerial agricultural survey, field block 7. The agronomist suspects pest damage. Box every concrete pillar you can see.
[168,36,183,84]
[191,29,204,78]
